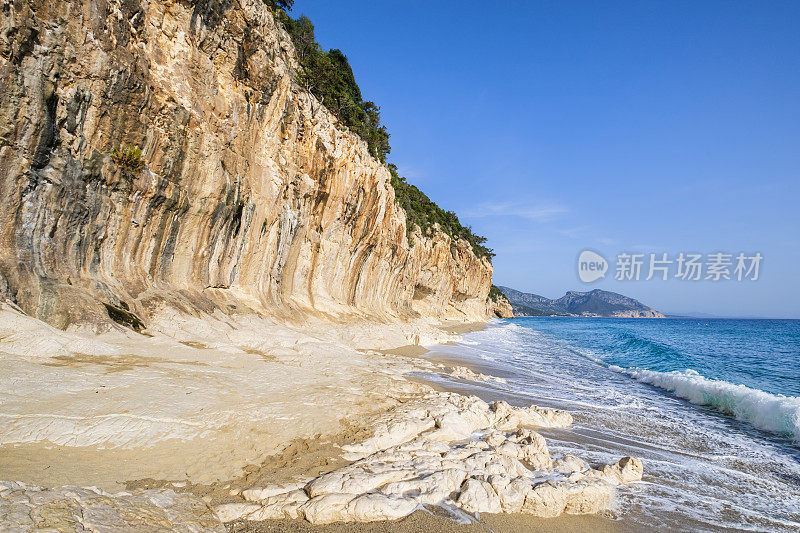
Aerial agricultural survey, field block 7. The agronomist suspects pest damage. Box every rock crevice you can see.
[0,0,494,328]
[216,393,644,525]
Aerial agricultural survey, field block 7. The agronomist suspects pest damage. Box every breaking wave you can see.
[612,366,800,443]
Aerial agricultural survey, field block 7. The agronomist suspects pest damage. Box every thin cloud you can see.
[558,226,591,239]
[630,244,664,251]
[394,165,423,181]
[597,237,618,246]
[465,202,567,222]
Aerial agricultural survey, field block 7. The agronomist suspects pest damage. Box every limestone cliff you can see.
[488,293,513,318]
[491,300,514,319]
[0,0,494,329]
[610,309,665,319]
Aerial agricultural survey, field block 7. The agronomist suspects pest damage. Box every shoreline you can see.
[0,309,640,531]
[215,329,629,533]
[225,510,624,533]
[0,302,456,491]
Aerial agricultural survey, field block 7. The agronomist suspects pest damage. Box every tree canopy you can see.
[272,5,493,262]
[279,13,390,163]
[389,165,494,261]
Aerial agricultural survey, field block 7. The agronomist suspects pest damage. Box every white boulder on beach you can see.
[217,392,643,525]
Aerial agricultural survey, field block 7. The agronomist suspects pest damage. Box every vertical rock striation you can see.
[0,0,493,328]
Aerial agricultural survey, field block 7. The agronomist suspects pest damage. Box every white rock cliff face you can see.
[0,0,493,329]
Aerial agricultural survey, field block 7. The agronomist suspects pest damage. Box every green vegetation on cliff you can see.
[488,285,507,303]
[388,165,494,261]
[277,12,390,163]
[274,4,493,262]
[110,145,144,174]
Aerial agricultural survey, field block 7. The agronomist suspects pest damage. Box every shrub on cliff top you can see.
[389,164,495,262]
[264,0,294,9]
[488,285,507,303]
[272,3,493,262]
[278,13,390,163]
[110,145,144,174]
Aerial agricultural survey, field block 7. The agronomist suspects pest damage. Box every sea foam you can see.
[613,366,800,443]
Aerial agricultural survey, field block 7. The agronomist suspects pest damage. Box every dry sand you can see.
[376,345,431,357]
[0,302,456,491]
[225,509,623,533]
[437,321,488,336]
[0,304,637,531]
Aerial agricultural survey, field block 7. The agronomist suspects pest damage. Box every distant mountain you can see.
[495,287,564,315]
[497,287,665,318]
[665,312,723,319]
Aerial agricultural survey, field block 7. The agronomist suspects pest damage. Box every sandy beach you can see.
[0,303,643,531]
[0,302,457,491]
[1,0,795,530]
[224,511,623,533]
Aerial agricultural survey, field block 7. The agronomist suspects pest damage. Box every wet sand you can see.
[0,305,641,531]
[438,321,489,336]
[225,509,623,533]
[183,343,638,532]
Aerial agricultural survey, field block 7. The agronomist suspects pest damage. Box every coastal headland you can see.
[0,0,641,530]
[0,302,641,531]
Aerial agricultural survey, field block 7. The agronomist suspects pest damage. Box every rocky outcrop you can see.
[448,365,507,383]
[0,481,224,532]
[611,309,665,318]
[215,393,643,524]
[488,295,514,318]
[0,0,493,330]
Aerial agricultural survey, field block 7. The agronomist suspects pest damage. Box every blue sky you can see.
[289,1,800,318]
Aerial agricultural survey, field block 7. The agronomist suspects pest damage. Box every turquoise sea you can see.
[423,318,800,532]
